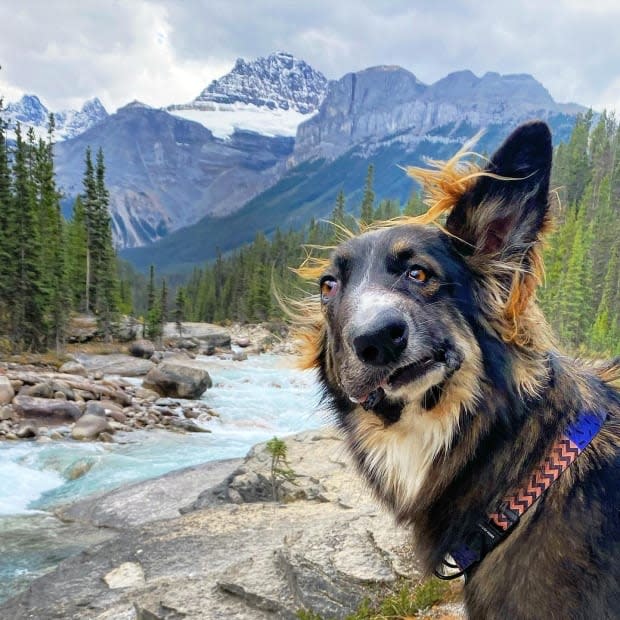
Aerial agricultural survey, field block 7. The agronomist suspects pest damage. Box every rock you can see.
[235,337,251,348]
[66,459,95,480]
[74,353,154,377]
[49,430,64,440]
[163,322,231,349]
[134,387,160,402]
[111,316,141,342]
[232,351,248,362]
[143,361,212,399]
[0,405,15,421]
[22,381,54,399]
[5,432,18,440]
[10,379,23,391]
[99,431,115,443]
[58,361,88,377]
[12,395,82,424]
[67,314,100,343]
[150,351,163,364]
[103,562,146,589]
[0,375,15,405]
[16,424,37,438]
[129,339,156,359]
[168,418,211,433]
[71,413,113,440]
[54,391,67,400]
[85,401,106,417]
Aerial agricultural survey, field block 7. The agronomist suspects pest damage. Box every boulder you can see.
[75,354,154,377]
[232,351,248,362]
[163,322,231,349]
[142,362,212,399]
[129,340,155,359]
[84,401,106,417]
[0,375,15,405]
[58,361,88,377]
[67,314,100,343]
[16,424,37,438]
[12,395,82,424]
[111,316,141,342]
[235,337,251,348]
[71,413,113,440]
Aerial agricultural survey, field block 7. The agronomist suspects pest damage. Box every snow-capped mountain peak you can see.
[3,95,108,141]
[168,51,328,140]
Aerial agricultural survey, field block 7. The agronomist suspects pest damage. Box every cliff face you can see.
[293,67,583,162]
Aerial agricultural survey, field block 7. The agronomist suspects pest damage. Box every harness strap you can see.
[434,410,607,580]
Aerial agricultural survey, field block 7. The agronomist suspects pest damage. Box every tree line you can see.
[0,99,124,352]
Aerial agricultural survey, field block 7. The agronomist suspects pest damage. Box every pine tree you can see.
[175,287,186,337]
[359,164,375,227]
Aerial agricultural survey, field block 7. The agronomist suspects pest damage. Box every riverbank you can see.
[0,428,465,619]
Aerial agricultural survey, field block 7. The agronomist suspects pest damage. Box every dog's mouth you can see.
[350,344,462,411]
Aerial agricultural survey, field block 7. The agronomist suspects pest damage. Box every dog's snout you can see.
[352,310,409,366]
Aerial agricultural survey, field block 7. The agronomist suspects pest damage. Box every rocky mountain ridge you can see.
[4,94,108,141]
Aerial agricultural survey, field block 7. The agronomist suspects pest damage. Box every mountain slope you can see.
[121,114,577,273]
[55,103,293,248]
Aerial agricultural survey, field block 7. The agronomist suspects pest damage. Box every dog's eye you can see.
[407,266,428,283]
[320,277,339,303]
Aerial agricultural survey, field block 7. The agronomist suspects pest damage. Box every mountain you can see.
[293,68,583,162]
[54,102,293,248]
[123,67,585,273]
[4,95,108,141]
[167,51,327,139]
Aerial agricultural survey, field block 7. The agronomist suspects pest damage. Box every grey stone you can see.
[129,339,155,359]
[0,375,15,405]
[66,314,99,343]
[168,418,212,433]
[163,322,231,349]
[16,424,37,438]
[58,361,88,377]
[13,395,82,424]
[84,401,106,417]
[74,353,154,377]
[232,351,248,362]
[71,413,113,440]
[143,361,212,399]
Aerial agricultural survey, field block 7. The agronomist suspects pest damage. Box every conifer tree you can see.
[359,164,375,226]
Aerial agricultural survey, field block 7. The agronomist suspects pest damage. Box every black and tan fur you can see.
[295,122,620,619]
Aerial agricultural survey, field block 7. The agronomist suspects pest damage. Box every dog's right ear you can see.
[445,121,552,262]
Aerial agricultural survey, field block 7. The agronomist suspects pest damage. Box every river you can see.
[0,353,323,602]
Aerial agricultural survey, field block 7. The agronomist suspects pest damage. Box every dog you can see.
[294,121,620,619]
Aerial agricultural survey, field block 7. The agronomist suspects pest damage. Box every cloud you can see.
[1,0,620,112]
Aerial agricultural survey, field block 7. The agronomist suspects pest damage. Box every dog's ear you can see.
[446,121,552,260]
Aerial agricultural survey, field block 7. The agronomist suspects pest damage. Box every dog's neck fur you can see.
[341,347,578,573]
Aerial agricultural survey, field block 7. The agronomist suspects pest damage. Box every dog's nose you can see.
[352,310,409,366]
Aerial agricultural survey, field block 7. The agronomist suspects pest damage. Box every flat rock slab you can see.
[163,322,231,348]
[75,354,154,377]
[57,458,243,528]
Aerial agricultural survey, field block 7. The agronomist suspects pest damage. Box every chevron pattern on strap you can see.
[437,410,607,578]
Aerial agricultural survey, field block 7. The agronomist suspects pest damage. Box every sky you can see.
[2,0,620,114]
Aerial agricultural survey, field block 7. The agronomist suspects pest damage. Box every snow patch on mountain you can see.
[169,102,314,140]
[169,51,326,139]
[4,95,108,141]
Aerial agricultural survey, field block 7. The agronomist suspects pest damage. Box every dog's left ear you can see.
[446,121,552,260]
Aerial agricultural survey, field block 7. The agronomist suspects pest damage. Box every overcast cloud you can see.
[1,0,620,113]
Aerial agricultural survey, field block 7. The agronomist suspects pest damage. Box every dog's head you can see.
[297,121,555,513]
